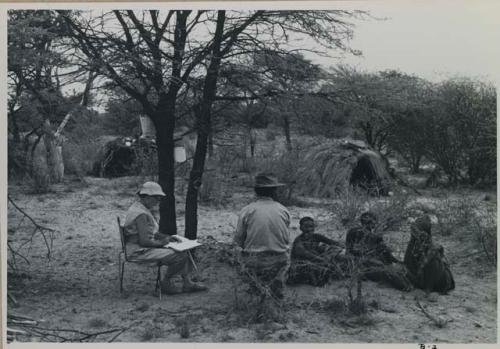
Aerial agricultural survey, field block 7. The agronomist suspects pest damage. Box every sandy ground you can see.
[6,176,497,343]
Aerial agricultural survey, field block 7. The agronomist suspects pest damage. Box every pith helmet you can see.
[137,181,165,196]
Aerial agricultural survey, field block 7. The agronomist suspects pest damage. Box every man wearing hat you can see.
[234,173,291,300]
[123,181,207,294]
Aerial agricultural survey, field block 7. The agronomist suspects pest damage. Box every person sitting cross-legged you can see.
[123,181,207,295]
[346,212,412,292]
[404,215,455,294]
[288,217,348,287]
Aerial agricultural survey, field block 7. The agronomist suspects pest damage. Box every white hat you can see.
[137,182,165,196]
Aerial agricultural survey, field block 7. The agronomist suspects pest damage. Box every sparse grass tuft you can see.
[88,317,108,328]
[435,193,497,266]
[174,317,191,339]
[140,325,163,341]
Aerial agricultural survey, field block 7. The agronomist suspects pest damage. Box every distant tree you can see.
[252,51,325,150]
[8,10,73,138]
[325,67,412,153]
[8,10,93,185]
[102,89,143,136]
[385,75,434,173]
[423,78,496,185]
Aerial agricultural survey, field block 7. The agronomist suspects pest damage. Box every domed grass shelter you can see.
[298,139,393,197]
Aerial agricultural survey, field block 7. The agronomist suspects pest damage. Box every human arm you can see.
[315,233,344,248]
[293,240,325,263]
[234,211,247,249]
[135,214,170,248]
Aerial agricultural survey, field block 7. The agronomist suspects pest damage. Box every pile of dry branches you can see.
[7,313,130,343]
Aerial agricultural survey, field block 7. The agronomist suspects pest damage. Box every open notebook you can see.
[165,235,202,252]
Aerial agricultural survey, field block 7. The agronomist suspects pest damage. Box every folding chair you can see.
[117,217,163,299]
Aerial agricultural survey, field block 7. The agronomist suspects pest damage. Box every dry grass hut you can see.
[91,136,148,177]
[298,139,393,197]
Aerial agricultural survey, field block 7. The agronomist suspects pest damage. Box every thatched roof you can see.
[297,138,392,198]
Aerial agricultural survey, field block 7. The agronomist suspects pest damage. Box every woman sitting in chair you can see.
[123,181,207,295]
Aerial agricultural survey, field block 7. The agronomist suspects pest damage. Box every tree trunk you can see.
[185,10,226,240]
[249,128,257,157]
[208,131,214,158]
[283,114,292,151]
[154,101,178,236]
[9,110,21,143]
[185,107,209,239]
[410,155,421,174]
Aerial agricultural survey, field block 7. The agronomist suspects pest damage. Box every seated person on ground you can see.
[404,215,455,294]
[123,181,207,295]
[288,217,347,286]
[346,212,412,292]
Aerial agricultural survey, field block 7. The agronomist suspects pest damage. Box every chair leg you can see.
[120,262,125,293]
[118,253,123,293]
[188,251,198,273]
[119,252,125,294]
[156,265,162,300]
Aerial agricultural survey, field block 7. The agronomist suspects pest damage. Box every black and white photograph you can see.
[4,1,498,345]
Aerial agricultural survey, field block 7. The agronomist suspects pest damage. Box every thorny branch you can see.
[7,314,129,342]
[7,195,57,269]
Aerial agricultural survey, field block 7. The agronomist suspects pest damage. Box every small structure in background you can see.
[299,139,393,197]
[91,136,144,178]
[92,116,190,178]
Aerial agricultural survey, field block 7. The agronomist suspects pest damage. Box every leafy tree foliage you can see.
[424,78,496,185]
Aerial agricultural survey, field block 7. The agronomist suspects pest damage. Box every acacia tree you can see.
[60,10,216,235]
[423,78,496,185]
[184,11,368,238]
[252,51,324,150]
[60,10,364,237]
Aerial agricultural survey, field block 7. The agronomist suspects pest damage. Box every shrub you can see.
[198,169,228,207]
[63,138,101,178]
[254,148,305,202]
[435,193,496,267]
[422,79,496,186]
[330,187,369,228]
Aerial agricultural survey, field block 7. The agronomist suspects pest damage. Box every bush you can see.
[63,138,102,178]
[254,149,304,202]
[331,187,369,228]
[435,194,497,267]
[421,79,496,185]
[198,169,228,207]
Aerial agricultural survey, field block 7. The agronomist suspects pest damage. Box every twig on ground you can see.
[8,242,30,266]
[7,313,124,343]
[7,195,57,268]
[7,292,17,305]
[8,196,56,232]
[108,324,133,342]
[416,298,449,328]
